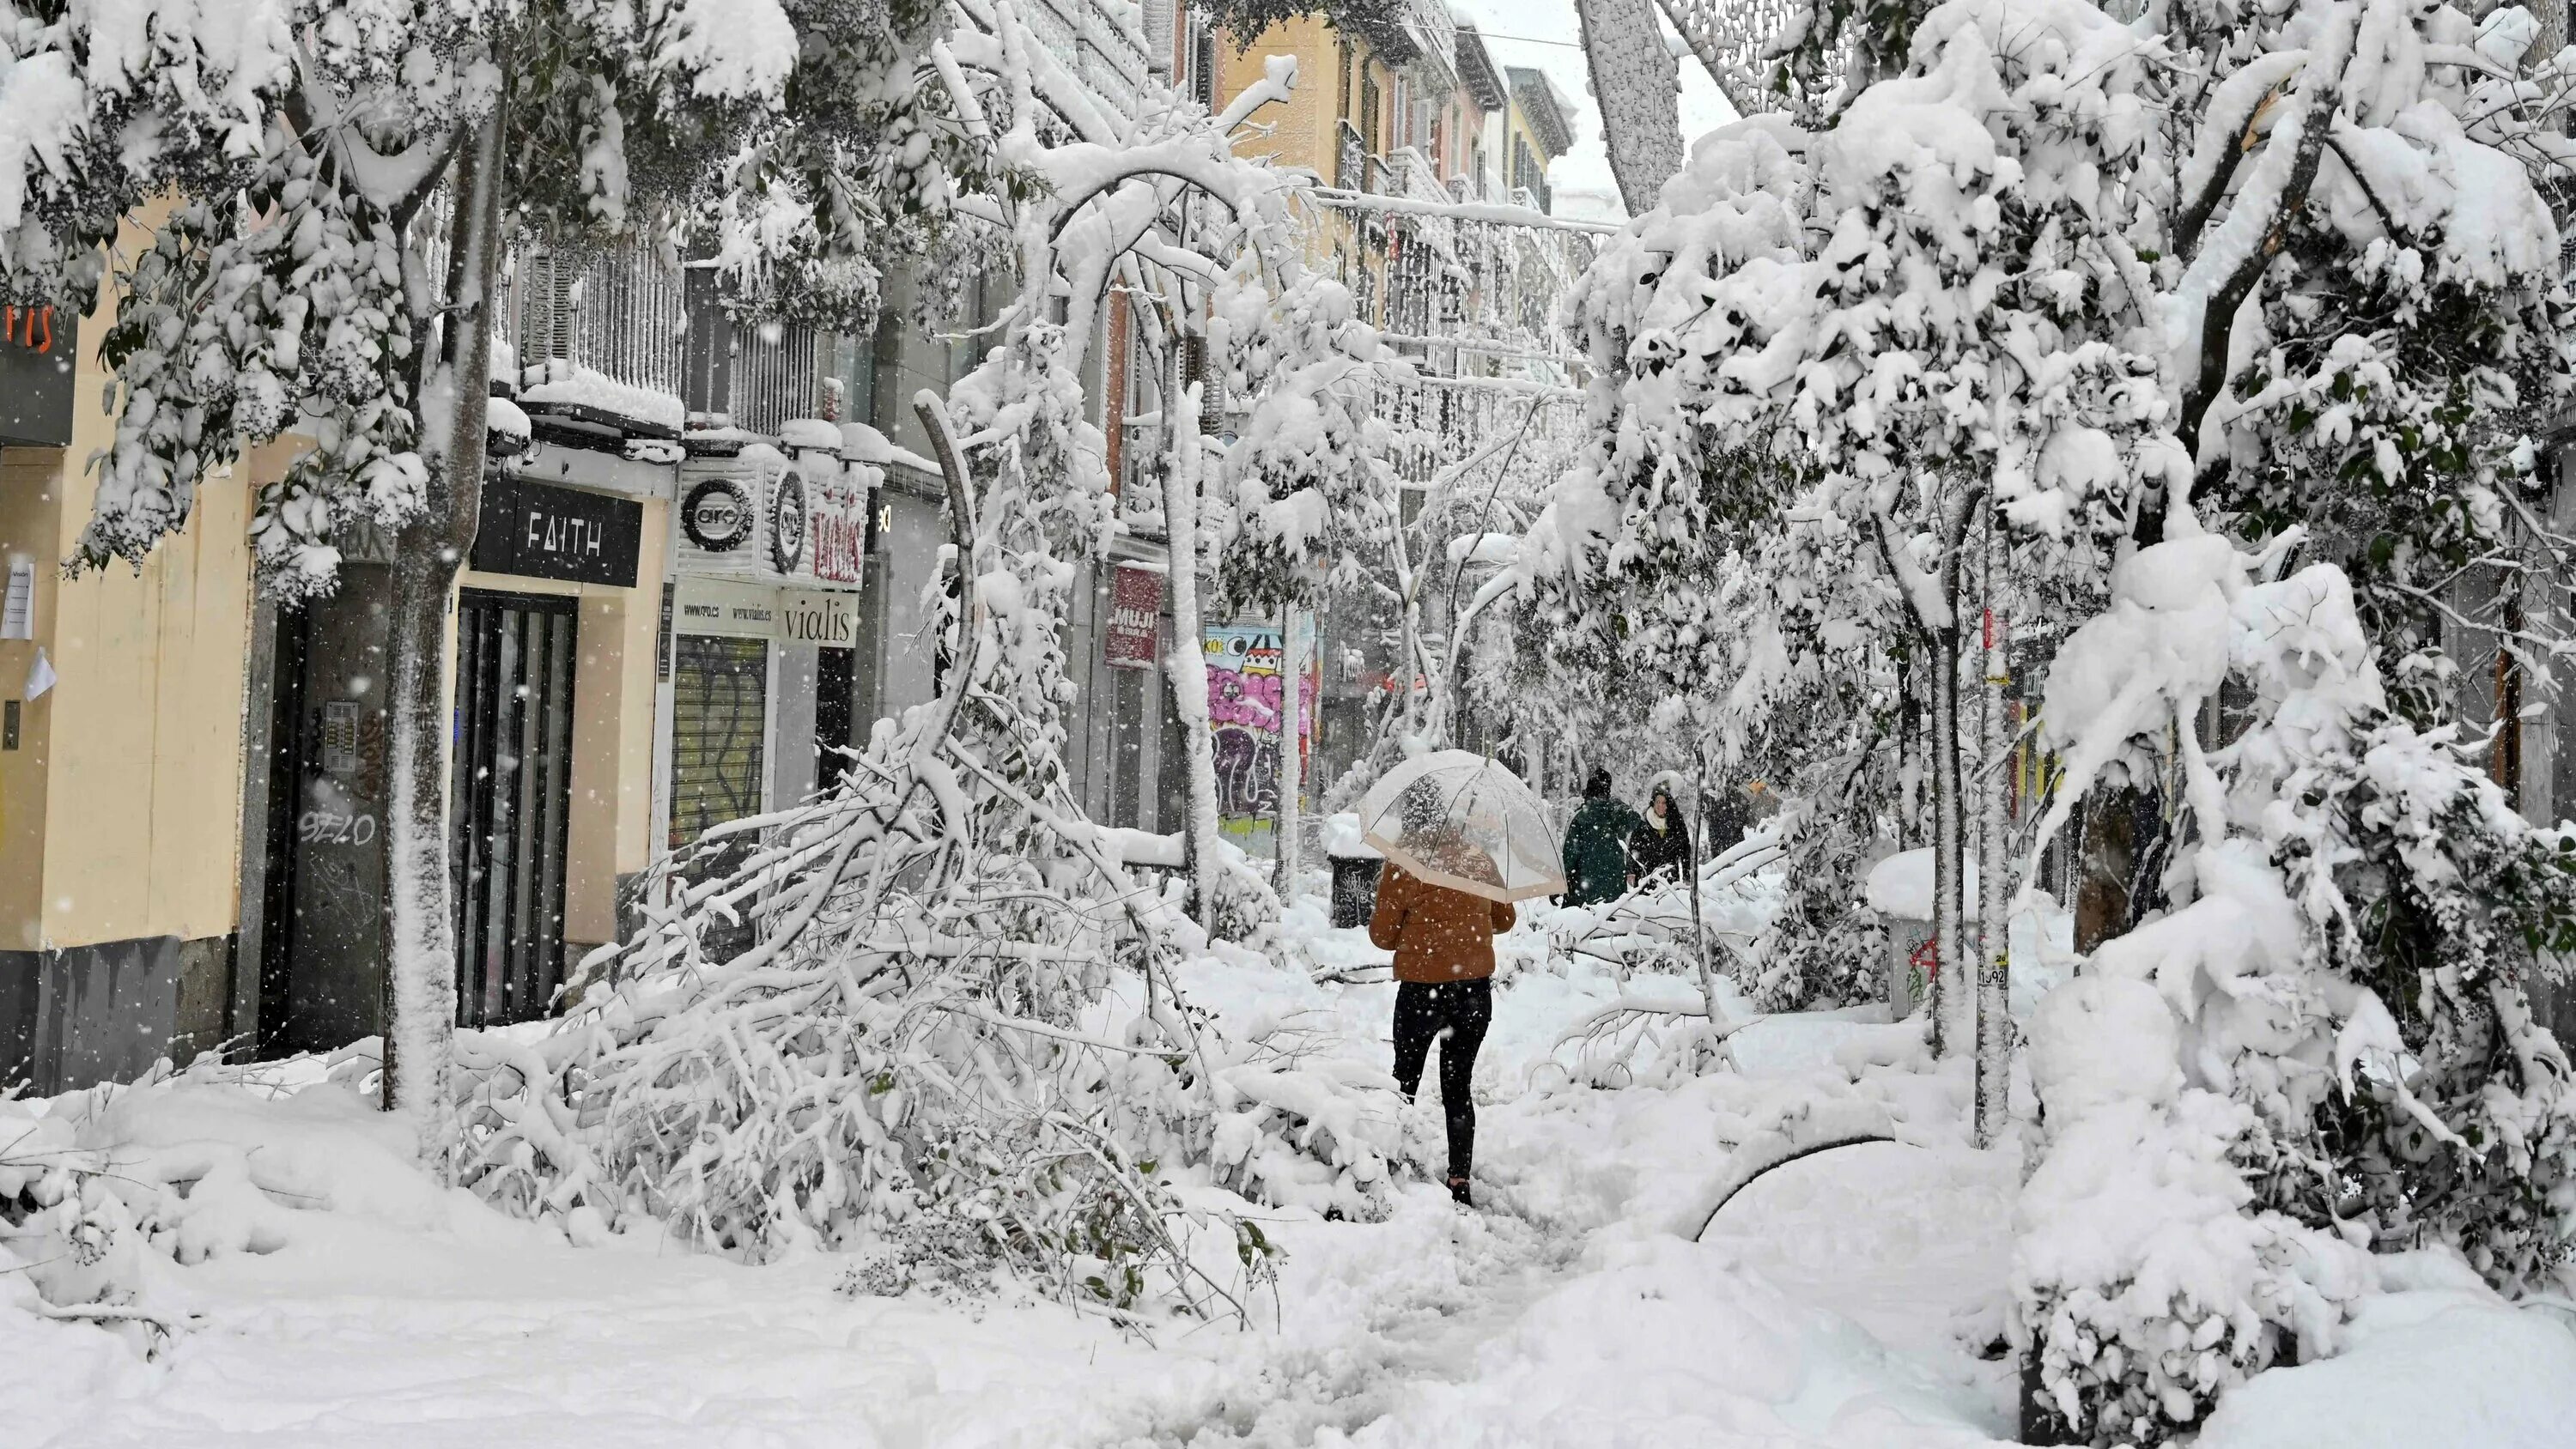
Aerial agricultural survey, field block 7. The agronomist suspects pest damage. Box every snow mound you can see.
[2200,1276,2576,1449]
[1863,847,1978,919]
[776,416,842,450]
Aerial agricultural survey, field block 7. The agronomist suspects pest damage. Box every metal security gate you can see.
[452,590,579,1028]
[671,634,771,848]
[669,633,770,964]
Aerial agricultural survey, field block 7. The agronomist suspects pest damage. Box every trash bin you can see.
[1321,813,1384,929]
[1329,853,1382,929]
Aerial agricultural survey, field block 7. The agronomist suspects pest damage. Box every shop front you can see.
[250,439,672,1050]
[659,427,878,862]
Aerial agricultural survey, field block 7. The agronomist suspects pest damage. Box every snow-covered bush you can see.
[2015,974,2375,1442]
[2,1057,475,1351]
[1207,834,1286,949]
[1747,797,1886,1011]
[2018,528,2576,1440]
[0,1097,165,1350]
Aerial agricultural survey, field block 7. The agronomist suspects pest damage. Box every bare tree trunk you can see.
[1974,505,2010,1144]
[380,106,505,1160]
[1275,598,1302,895]
[1162,373,1222,930]
[1929,620,1959,1057]
[2072,786,2138,951]
[1925,487,1981,1060]
[1685,749,1722,1064]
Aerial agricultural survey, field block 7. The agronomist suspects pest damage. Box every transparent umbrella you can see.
[1358,750,1566,904]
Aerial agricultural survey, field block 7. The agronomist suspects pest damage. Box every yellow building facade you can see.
[0,257,265,1088]
[1,251,677,1090]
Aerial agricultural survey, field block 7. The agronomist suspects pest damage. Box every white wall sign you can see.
[778,588,860,649]
[675,577,869,649]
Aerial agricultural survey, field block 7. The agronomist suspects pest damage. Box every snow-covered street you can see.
[16,894,2576,1449]
[12,902,2035,1449]
[16,0,2576,1442]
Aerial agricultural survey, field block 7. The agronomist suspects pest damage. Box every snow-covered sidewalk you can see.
[14,906,2573,1448]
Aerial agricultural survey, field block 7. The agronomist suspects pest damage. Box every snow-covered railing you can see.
[1391,147,1449,207]
[1023,0,1149,117]
[725,323,828,438]
[501,239,689,420]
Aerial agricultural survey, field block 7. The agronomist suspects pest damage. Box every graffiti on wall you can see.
[1206,619,1319,840]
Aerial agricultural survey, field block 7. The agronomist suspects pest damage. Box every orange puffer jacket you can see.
[1367,861,1516,983]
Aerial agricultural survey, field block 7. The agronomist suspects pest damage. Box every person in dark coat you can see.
[1628,785,1692,888]
[1559,768,1639,907]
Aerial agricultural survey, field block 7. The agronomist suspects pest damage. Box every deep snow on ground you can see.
[9,888,2572,1448]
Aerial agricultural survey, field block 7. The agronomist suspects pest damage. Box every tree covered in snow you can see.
[0,0,960,1148]
[2017,522,2576,1442]
[1539,6,2576,1428]
[1530,5,2160,1107]
[2145,0,2576,724]
[441,10,1410,1313]
[1209,258,1402,617]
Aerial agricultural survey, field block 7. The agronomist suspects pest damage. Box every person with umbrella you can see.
[1628,783,1693,889]
[1559,767,1639,907]
[1359,755,1564,1207]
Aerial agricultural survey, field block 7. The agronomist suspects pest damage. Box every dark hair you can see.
[1583,767,1613,799]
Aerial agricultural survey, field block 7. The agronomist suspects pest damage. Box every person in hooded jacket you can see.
[1369,789,1516,1207]
[1559,767,1639,907]
[1627,784,1692,888]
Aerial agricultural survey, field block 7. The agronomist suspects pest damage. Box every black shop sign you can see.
[472,474,641,587]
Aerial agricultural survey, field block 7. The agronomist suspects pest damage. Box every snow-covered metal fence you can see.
[499,239,689,405]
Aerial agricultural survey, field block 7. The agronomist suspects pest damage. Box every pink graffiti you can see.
[1206,665,1317,734]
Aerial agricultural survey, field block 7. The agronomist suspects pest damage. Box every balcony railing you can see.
[1337,119,1366,192]
[1024,0,1150,118]
[1400,0,1459,85]
[726,323,829,439]
[1388,147,1440,204]
[501,239,689,428]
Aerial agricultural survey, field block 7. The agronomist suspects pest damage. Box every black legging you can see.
[1393,979,1493,1182]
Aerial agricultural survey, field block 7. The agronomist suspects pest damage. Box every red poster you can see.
[1105,565,1163,669]
[807,470,867,585]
